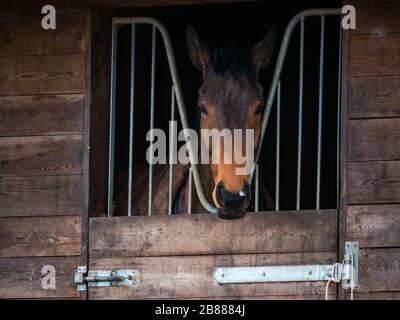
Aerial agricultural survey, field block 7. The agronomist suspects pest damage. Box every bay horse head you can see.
[187,26,276,219]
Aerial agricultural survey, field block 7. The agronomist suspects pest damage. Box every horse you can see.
[113,26,276,219]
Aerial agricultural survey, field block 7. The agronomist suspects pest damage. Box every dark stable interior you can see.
[111,0,342,213]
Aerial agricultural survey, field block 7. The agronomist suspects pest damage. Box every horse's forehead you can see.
[200,72,260,103]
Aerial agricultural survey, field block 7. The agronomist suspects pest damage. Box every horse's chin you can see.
[217,208,247,220]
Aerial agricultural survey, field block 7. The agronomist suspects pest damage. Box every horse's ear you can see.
[250,27,277,75]
[186,26,211,73]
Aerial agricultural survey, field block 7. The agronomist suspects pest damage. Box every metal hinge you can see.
[74,266,139,291]
[214,241,358,290]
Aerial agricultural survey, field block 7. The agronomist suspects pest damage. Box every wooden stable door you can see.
[87,210,338,299]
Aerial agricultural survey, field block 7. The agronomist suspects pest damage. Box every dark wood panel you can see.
[0,215,81,257]
[348,119,400,161]
[89,0,258,8]
[0,94,84,136]
[348,76,400,119]
[0,175,83,217]
[0,54,85,95]
[90,210,337,258]
[358,248,400,292]
[347,204,400,248]
[0,256,81,298]
[349,0,400,34]
[0,14,85,56]
[348,161,400,204]
[0,135,83,176]
[89,7,113,217]
[89,252,336,299]
[0,0,86,16]
[349,33,400,77]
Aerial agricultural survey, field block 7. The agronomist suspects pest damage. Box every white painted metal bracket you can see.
[214,241,358,289]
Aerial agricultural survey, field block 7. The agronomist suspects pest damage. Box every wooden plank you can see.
[0,215,81,257]
[0,14,85,56]
[349,33,400,77]
[88,0,258,8]
[348,76,400,119]
[346,76,400,119]
[90,210,337,258]
[0,94,84,136]
[357,248,400,292]
[348,161,400,204]
[0,175,83,217]
[0,0,86,16]
[0,256,80,299]
[347,204,400,248]
[350,0,400,34]
[89,252,336,299]
[345,292,400,300]
[0,54,85,96]
[348,118,400,161]
[0,135,83,177]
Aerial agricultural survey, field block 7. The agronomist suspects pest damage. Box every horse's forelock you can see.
[211,48,257,86]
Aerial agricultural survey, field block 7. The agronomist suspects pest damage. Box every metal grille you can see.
[107,9,343,217]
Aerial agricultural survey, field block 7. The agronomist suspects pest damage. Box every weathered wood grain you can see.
[0,215,81,257]
[0,256,80,298]
[0,14,85,56]
[0,54,85,95]
[0,175,83,217]
[0,135,83,176]
[89,252,336,299]
[0,0,86,16]
[358,248,400,292]
[348,119,400,161]
[348,161,400,204]
[345,292,400,300]
[90,210,337,258]
[349,0,400,35]
[0,94,84,136]
[348,75,400,119]
[346,204,400,248]
[349,33,400,77]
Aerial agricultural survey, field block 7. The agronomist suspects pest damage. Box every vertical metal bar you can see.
[275,81,281,211]
[168,86,175,215]
[255,165,259,212]
[107,22,118,218]
[128,24,136,217]
[296,18,304,211]
[336,22,343,208]
[148,26,156,216]
[188,167,193,214]
[316,16,325,210]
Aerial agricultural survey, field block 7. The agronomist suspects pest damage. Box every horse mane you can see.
[212,47,257,85]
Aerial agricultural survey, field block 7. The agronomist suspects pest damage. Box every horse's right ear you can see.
[186,26,211,73]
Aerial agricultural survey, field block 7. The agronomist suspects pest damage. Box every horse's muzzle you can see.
[215,182,251,219]
[217,208,246,219]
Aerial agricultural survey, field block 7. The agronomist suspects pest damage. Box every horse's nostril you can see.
[216,182,226,206]
[216,182,251,208]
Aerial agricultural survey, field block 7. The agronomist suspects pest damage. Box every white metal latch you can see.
[74,266,140,291]
[214,241,358,290]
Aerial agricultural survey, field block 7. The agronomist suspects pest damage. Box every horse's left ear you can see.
[250,27,277,75]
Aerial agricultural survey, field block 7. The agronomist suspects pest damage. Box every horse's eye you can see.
[255,104,264,115]
[198,104,208,116]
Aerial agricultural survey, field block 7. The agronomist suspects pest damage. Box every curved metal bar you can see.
[250,8,342,182]
[113,17,218,214]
